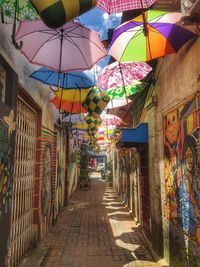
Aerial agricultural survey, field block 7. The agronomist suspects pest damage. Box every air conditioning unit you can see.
[181,0,200,24]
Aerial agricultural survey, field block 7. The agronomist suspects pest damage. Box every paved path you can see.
[40,175,159,267]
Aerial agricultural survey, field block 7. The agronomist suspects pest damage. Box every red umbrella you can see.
[97,0,156,14]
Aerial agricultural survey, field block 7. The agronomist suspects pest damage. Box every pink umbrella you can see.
[16,20,107,72]
[97,0,156,14]
[97,61,152,90]
[101,114,122,126]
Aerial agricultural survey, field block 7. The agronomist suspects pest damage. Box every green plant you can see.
[78,144,89,181]
[107,159,113,183]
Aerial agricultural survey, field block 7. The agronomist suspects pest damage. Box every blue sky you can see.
[78,7,122,72]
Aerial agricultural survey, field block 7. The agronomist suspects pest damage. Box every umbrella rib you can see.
[28,34,61,63]
[63,34,91,68]
[64,33,104,67]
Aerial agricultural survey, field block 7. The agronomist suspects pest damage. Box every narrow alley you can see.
[21,174,159,267]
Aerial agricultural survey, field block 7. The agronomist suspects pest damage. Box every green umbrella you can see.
[0,0,38,49]
[106,81,144,99]
[0,0,38,20]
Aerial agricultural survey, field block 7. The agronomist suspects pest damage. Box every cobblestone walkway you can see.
[41,175,159,267]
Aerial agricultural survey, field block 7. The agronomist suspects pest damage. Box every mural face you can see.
[163,97,200,266]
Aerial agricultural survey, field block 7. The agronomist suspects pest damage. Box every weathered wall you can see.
[147,38,200,265]
[0,20,64,265]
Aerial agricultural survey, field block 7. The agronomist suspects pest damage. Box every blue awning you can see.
[121,123,148,144]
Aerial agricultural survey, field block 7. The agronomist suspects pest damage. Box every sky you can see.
[78,7,122,72]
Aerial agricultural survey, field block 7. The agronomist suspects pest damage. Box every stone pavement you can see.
[21,174,161,267]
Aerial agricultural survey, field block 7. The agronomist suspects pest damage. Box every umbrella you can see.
[16,20,107,72]
[50,97,87,114]
[100,114,122,126]
[97,0,156,14]
[107,97,132,109]
[29,0,97,29]
[106,83,144,98]
[50,88,91,113]
[63,114,85,123]
[0,0,38,49]
[0,0,37,20]
[97,61,151,90]
[108,10,197,62]
[30,67,96,90]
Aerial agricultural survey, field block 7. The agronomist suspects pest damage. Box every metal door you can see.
[9,96,37,267]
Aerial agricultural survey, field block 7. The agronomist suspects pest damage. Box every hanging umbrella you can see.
[100,114,122,126]
[30,67,96,90]
[29,0,97,29]
[50,97,87,114]
[62,114,85,123]
[16,20,107,72]
[97,0,156,14]
[17,19,106,113]
[97,61,151,90]
[107,97,132,109]
[50,88,91,113]
[109,10,197,62]
[0,0,38,20]
[106,82,144,99]
[0,0,38,49]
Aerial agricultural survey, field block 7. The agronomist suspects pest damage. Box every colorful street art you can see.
[38,126,56,237]
[0,109,15,267]
[163,96,200,266]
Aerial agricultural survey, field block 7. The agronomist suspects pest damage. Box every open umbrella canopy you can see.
[106,83,144,98]
[30,67,96,89]
[107,97,132,109]
[97,61,152,90]
[109,10,197,62]
[100,114,122,126]
[50,97,87,114]
[54,88,91,102]
[63,114,84,123]
[97,0,156,14]
[16,20,107,72]
[0,0,38,20]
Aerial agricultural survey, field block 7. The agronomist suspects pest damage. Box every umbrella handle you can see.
[12,22,23,49]
[50,84,57,92]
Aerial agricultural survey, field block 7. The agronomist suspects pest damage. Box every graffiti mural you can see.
[55,127,65,214]
[41,144,52,218]
[0,110,15,267]
[37,126,56,238]
[163,97,200,266]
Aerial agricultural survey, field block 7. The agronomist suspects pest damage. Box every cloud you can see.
[78,7,122,40]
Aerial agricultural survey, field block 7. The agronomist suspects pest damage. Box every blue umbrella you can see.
[30,67,96,89]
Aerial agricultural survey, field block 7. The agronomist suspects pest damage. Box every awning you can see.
[121,123,148,144]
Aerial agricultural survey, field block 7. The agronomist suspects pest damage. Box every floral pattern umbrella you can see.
[0,0,38,20]
[100,114,122,126]
[97,61,151,90]
[109,10,197,62]
[97,0,156,14]
[16,20,107,72]
[0,0,38,48]
[106,83,144,98]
